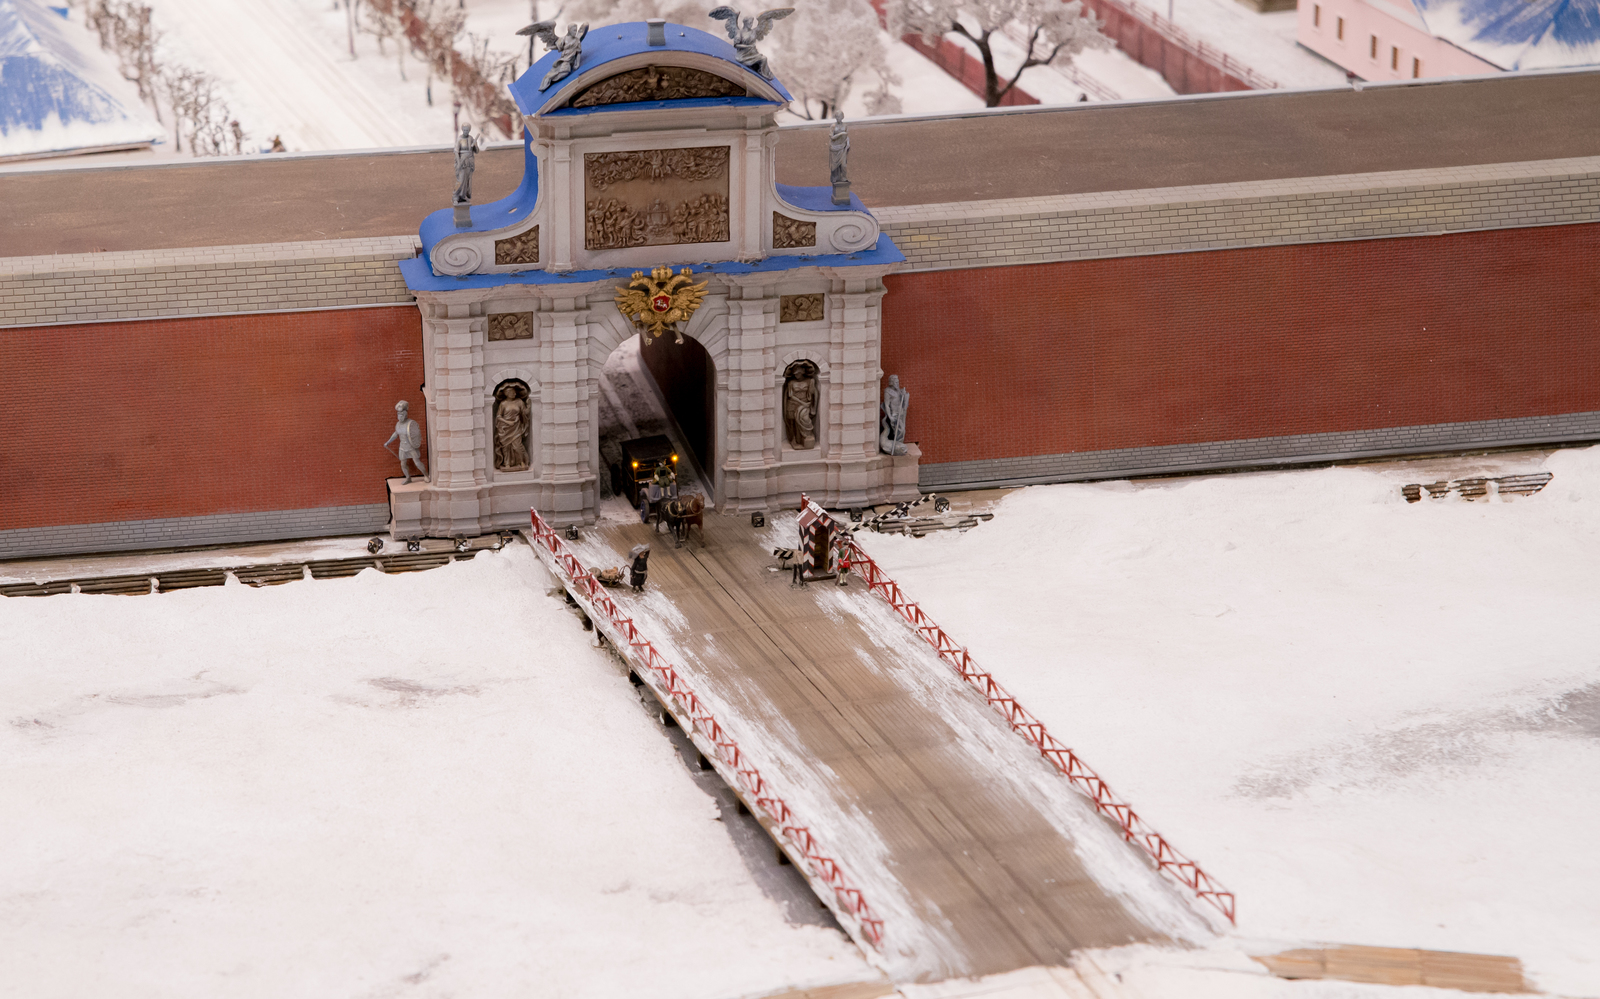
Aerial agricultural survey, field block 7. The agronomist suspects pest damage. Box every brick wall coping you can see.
[0,234,420,279]
[874,153,1600,227]
[0,235,421,329]
[877,154,1600,272]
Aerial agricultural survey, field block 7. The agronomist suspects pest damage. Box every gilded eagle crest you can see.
[614,265,709,345]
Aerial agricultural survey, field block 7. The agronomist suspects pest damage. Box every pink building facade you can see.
[1299,0,1499,81]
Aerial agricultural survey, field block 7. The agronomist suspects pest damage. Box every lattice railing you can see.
[813,497,1236,924]
[527,509,887,947]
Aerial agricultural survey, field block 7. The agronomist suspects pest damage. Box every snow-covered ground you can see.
[18,0,1313,168]
[1143,0,1348,88]
[0,545,876,998]
[852,447,1600,997]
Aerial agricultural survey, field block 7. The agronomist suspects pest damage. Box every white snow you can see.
[0,544,876,998]
[851,447,1600,997]
[1144,0,1348,89]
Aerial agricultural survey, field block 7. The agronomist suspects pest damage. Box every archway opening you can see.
[595,332,716,512]
[640,333,714,477]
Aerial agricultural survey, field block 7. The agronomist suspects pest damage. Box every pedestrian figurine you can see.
[385,400,428,484]
[627,543,651,592]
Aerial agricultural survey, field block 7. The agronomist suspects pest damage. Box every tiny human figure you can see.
[385,400,428,484]
[627,544,651,592]
[268,134,286,153]
[834,538,850,586]
[651,461,678,498]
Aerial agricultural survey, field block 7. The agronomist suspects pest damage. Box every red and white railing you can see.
[527,508,887,948]
[819,500,1236,924]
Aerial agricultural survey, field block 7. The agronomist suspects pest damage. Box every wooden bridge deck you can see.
[582,511,1183,982]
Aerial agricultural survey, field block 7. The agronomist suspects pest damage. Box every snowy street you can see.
[853,446,1600,997]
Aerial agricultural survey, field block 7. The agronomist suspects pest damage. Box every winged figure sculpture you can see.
[518,19,588,91]
[707,6,794,79]
[615,266,710,345]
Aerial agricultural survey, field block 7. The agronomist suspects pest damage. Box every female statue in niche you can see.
[783,360,818,450]
[494,381,531,472]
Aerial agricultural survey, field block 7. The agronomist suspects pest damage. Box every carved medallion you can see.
[773,213,816,249]
[571,66,746,108]
[488,313,535,341]
[779,294,824,323]
[584,146,730,250]
[494,226,539,266]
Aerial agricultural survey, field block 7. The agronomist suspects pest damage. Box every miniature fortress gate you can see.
[391,21,919,537]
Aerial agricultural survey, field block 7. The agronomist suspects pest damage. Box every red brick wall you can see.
[0,307,424,531]
[882,224,1600,466]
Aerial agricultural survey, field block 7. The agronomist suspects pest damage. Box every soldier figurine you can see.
[385,400,428,484]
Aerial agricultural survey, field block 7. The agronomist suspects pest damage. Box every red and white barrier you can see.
[799,495,1237,925]
[527,508,888,948]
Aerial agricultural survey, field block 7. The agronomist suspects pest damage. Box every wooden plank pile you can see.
[1402,472,1552,503]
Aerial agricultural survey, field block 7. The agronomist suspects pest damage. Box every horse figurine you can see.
[663,493,705,547]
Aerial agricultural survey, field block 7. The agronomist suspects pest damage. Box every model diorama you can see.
[3,2,1599,997]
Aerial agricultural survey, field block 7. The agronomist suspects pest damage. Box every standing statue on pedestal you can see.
[385,400,428,483]
[518,20,589,91]
[453,125,479,204]
[707,6,793,79]
[879,375,909,455]
[829,110,851,206]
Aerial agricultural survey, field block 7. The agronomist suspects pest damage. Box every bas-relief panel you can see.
[571,66,745,108]
[584,146,730,250]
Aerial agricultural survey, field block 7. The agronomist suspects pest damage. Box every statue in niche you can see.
[879,375,909,456]
[783,361,819,450]
[493,381,531,472]
[453,125,479,204]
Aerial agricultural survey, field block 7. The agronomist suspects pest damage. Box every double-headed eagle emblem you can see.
[615,266,709,345]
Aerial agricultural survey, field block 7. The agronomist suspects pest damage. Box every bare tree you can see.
[890,0,1109,107]
[767,0,901,119]
[361,1,407,79]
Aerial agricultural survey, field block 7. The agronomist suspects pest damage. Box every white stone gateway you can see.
[392,18,919,537]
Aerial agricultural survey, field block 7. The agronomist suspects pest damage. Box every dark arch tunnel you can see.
[639,333,715,487]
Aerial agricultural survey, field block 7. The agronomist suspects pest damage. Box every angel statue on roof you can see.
[708,6,794,79]
[518,19,589,91]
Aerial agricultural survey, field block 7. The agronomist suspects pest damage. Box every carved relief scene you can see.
[780,293,824,323]
[584,146,730,250]
[488,312,535,341]
[571,66,745,108]
[493,379,532,472]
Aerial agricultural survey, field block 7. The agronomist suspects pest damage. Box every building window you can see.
[1370,35,1378,59]
[1313,3,1320,26]
[1391,45,1400,69]
[1413,56,1421,77]
[1337,16,1344,39]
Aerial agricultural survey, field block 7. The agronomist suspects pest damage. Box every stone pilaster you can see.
[721,287,778,511]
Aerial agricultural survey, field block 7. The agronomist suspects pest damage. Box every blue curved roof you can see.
[1414,0,1600,70]
[509,20,792,115]
[418,128,540,265]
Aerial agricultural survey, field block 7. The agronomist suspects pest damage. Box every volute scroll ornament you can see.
[615,266,710,346]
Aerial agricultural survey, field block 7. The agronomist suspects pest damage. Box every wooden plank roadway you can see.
[590,512,1177,982]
